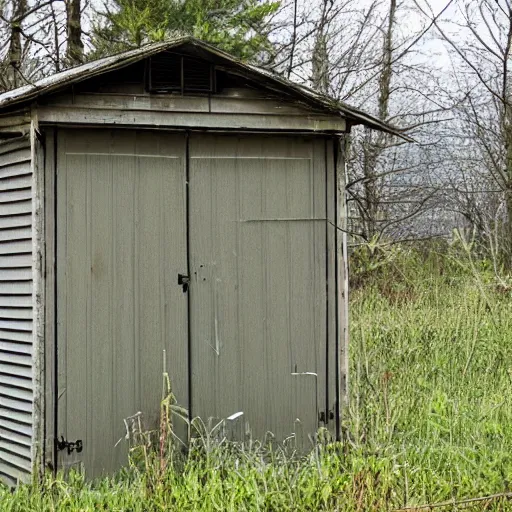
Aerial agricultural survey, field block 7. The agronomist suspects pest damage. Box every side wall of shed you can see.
[0,136,35,485]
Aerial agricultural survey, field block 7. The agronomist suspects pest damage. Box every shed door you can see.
[56,130,188,476]
[189,135,329,443]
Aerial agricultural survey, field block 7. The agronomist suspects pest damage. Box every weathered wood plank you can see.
[1,395,32,413]
[44,128,55,470]
[0,327,32,342]
[31,118,44,478]
[0,308,32,319]
[0,200,32,217]
[0,362,32,379]
[210,96,321,115]
[0,458,31,481]
[43,92,325,116]
[0,149,30,168]
[0,268,32,281]
[0,162,31,179]
[0,295,32,308]
[0,227,31,243]
[0,188,31,203]
[0,351,31,367]
[38,106,346,132]
[0,124,31,136]
[0,383,32,401]
[0,429,32,448]
[0,318,32,331]
[0,137,29,156]
[0,338,32,358]
[336,136,349,410]
[0,114,30,129]
[0,417,32,436]
[0,254,32,267]
[0,175,32,191]
[0,214,31,230]
[45,93,209,112]
[0,240,32,254]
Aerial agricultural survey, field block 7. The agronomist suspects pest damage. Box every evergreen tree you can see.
[92,0,279,61]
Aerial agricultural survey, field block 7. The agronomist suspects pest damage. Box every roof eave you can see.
[0,36,412,141]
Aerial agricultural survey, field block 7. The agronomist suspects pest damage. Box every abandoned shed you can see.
[0,36,406,483]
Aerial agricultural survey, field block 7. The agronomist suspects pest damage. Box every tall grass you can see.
[348,245,512,508]
[2,245,512,511]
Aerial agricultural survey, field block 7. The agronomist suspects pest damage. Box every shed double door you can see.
[56,130,332,476]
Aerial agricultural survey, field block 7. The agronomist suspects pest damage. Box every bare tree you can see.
[340,0,452,245]
[275,0,455,247]
[420,0,512,266]
[0,0,74,90]
[354,0,399,243]
[2,0,27,88]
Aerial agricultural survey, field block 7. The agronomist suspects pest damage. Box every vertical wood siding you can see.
[56,130,188,477]
[189,134,336,444]
[0,137,33,486]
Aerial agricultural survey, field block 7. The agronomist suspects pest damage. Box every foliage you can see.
[91,0,280,60]
[3,246,512,510]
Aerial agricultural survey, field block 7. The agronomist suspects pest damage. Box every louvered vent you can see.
[183,56,212,92]
[148,52,213,93]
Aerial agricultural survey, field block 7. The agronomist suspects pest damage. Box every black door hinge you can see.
[56,436,83,455]
[178,273,190,293]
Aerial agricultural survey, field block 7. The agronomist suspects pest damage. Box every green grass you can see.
[347,247,512,509]
[2,247,512,511]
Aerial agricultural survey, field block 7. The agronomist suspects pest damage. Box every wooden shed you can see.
[0,37,405,483]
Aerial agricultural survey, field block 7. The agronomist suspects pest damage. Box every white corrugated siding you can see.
[0,137,33,486]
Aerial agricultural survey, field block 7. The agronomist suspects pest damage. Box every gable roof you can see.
[0,36,411,141]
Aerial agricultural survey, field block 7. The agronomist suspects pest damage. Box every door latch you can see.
[178,273,190,293]
[318,410,335,423]
[56,436,83,455]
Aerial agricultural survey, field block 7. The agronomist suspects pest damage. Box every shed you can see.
[0,36,406,483]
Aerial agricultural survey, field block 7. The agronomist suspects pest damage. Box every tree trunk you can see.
[378,0,396,122]
[504,103,512,268]
[312,30,329,94]
[66,0,83,65]
[360,0,397,243]
[311,0,329,95]
[7,0,27,88]
[502,6,512,269]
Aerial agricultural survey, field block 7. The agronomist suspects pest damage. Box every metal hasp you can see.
[178,273,190,293]
[56,437,83,455]
[318,410,335,423]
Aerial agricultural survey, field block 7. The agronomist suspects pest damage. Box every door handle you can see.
[178,273,190,293]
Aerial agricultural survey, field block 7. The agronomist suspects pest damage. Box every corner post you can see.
[30,109,46,482]
[336,133,350,414]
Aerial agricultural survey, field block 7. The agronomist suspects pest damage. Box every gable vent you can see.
[148,52,213,93]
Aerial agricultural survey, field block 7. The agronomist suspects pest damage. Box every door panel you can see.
[56,130,188,476]
[189,135,329,443]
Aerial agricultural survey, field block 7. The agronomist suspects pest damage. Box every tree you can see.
[420,0,512,266]
[2,0,27,89]
[323,0,450,245]
[66,0,83,65]
[272,0,454,247]
[92,0,280,60]
[0,0,83,88]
